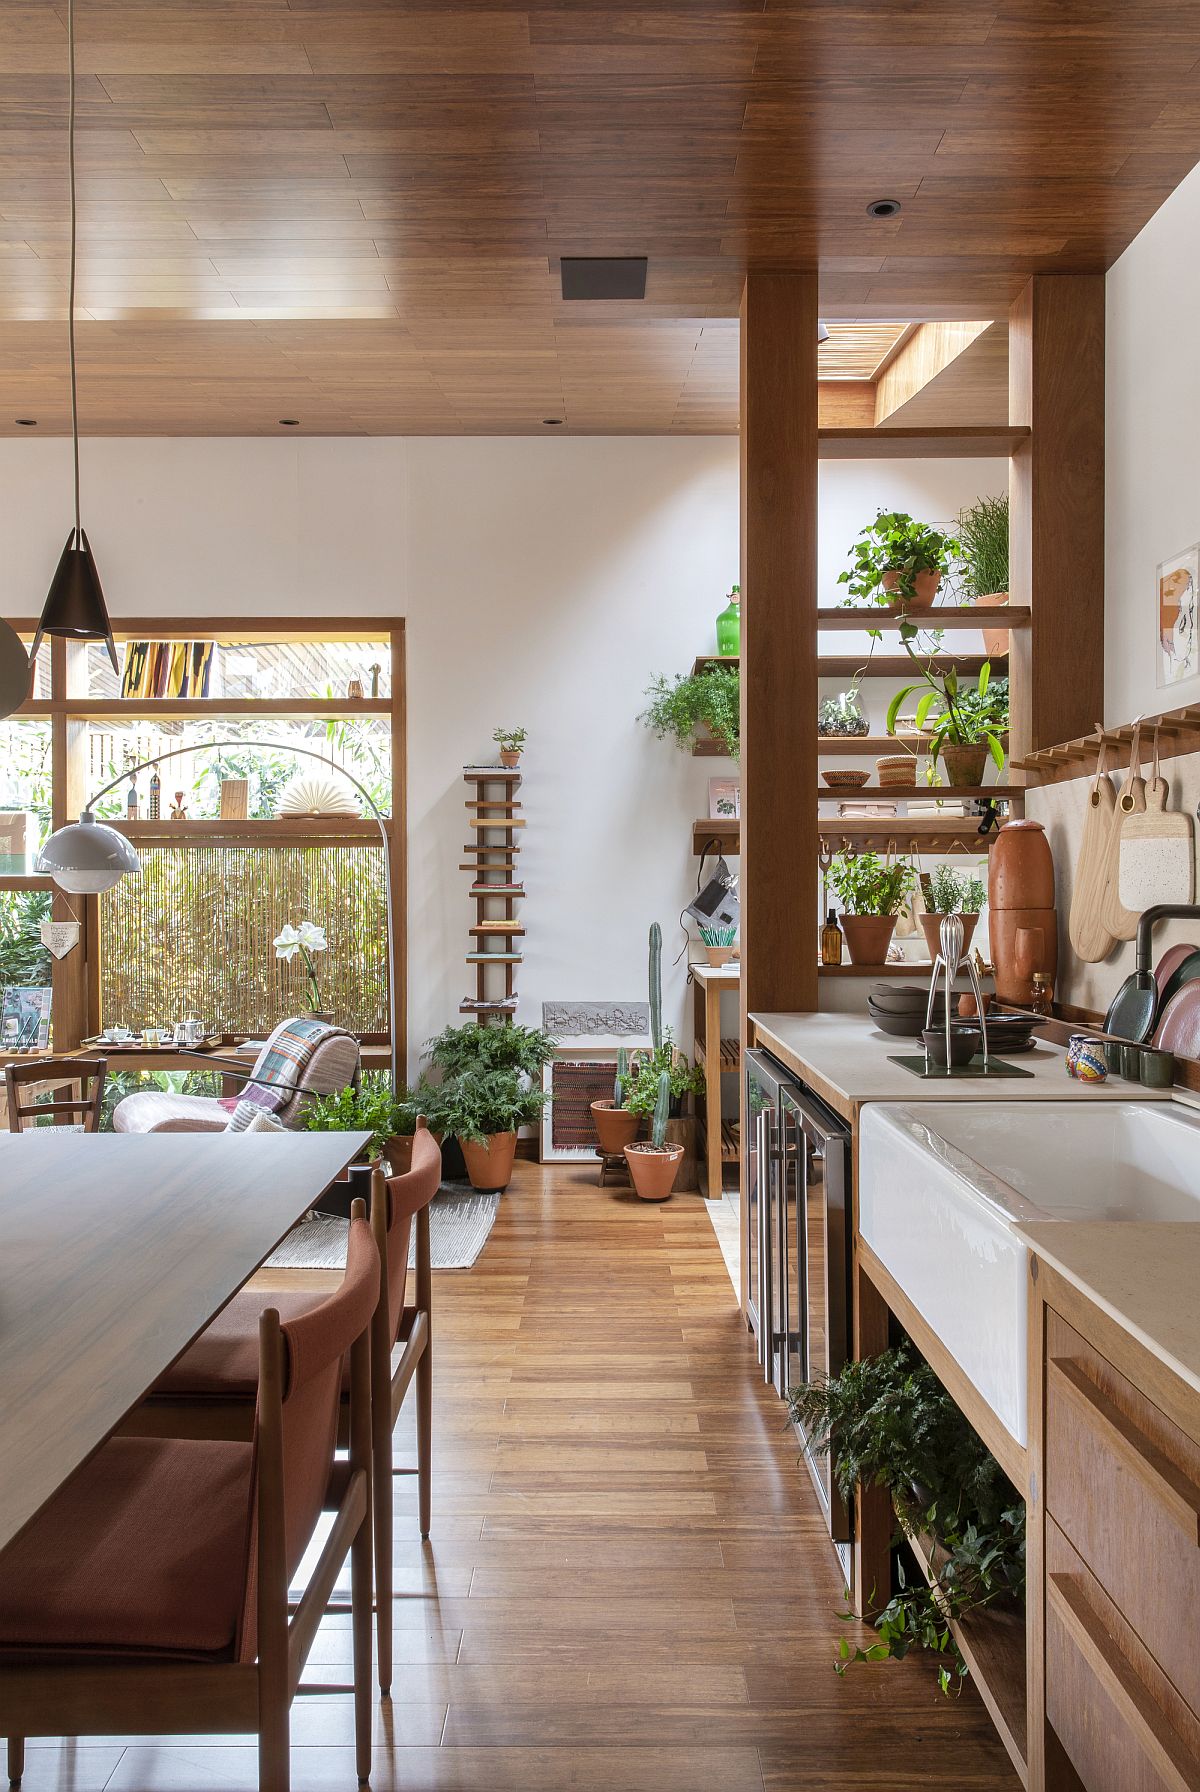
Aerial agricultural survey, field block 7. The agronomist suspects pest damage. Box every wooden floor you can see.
[23,1161,1018,1791]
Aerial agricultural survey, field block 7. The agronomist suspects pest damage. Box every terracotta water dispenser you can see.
[988,819,1058,1006]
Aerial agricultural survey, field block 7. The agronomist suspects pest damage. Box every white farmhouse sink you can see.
[858,1101,1200,1448]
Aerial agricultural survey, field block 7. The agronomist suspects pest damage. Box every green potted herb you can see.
[886,663,1008,789]
[493,726,527,769]
[918,864,987,961]
[828,852,915,965]
[957,492,1009,656]
[838,511,962,610]
[640,665,740,760]
[623,1068,682,1200]
[591,1046,640,1156]
[434,1065,548,1191]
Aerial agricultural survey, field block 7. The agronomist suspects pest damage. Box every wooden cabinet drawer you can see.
[1045,1312,1200,1718]
[1046,1520,1200,1792]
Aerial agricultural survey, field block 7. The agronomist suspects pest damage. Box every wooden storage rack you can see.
[460,767,524,1019]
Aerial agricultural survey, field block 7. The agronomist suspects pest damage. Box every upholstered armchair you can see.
[112,1019,361,1135]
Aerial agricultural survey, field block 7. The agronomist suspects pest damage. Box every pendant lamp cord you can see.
[67,0,80,541]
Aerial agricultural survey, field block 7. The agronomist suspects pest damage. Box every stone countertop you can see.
[1017,1221,1200,1399]
[749,1010,1173,1124]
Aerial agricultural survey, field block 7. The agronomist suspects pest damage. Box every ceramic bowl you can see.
[922,1024,981,1068]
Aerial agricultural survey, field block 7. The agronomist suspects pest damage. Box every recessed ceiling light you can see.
[279,418,300,427]
[866,198,902,219]
[542,418,565,427]
[15,418,37,427]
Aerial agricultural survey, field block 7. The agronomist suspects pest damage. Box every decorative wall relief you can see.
[541,1001,649,1038]
[1158,545,1199,686]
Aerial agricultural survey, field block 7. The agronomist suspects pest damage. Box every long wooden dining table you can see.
[0,1129,369,1554]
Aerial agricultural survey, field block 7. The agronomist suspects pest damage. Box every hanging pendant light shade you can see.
[30,0,119,678]
[32,528,118,673]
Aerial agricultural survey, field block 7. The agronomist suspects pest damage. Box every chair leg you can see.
[7,1736,23,1787]
[417,1337,432,1542]
[372,1397,394,1697]
[257,1695,290,1792]
[352,1501,374,1783]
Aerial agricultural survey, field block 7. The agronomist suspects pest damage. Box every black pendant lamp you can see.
[30,0,118,677]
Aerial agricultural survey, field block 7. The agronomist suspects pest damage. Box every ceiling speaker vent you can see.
[560,257,648,301]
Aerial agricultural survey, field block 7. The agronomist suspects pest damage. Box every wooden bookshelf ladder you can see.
[459,766,524,1023]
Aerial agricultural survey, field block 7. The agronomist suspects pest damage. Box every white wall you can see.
[0,436,1003,1059]
[1105,159,1200,724]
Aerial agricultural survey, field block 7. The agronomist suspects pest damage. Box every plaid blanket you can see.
[222,1017,340,1130]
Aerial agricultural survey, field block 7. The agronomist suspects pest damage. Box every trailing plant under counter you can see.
[788,1345,1026,1693]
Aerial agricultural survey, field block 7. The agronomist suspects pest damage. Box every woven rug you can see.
[266,1183,500,1271]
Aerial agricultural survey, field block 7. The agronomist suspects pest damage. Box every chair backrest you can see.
[4,1056,107,1133]
[236,1208,380,1663]
[276,1031,361,1124]
[379,1118,441,1344]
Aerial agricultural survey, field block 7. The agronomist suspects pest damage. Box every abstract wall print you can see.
[541,1001,649,1039]
[1158,546,1199,687]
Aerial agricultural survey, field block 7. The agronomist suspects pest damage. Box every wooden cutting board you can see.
[1119,775,1195,913]
[1068,748,1118,963]
[1099,733,1147,942]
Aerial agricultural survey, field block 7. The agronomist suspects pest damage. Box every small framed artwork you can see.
[708,777,741,820]
[1157,545,1199,687]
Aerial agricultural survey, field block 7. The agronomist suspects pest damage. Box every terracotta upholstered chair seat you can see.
[0,1435,252,1657]
[158,1287,330,1398]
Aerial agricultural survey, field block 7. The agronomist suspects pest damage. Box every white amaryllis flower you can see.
[298,920,327,953]
[273,923,301,961]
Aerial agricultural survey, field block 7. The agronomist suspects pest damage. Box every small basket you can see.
[821,769,870,789]
[875,754,918,789]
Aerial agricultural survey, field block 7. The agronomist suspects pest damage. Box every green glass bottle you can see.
[715,583,741,657]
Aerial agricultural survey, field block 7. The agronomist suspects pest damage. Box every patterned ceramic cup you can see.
[1073,1037,1108,1083]
[1064,1033,1089,1077]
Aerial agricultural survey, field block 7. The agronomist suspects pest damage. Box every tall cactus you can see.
[651,1067,671,1149]
[613,1046,629,1107]
[648,921,663,1052]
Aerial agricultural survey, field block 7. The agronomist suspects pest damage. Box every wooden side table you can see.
[691,962,741,1198]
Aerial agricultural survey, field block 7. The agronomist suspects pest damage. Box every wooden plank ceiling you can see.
[0,0,1197,434]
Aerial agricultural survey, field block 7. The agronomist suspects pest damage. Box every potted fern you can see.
[623,1068,682,1200]
[591,1046,640,1155]
[434,1065,548,1191]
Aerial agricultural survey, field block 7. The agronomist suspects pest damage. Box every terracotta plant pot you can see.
[385,1133,414,1176]
[973,591,1010,659]
[499,749,521,769]
[705,944,736,967]
[881,568,942,606]
[303,1009,334,1024]
[623,1141,684,1201]
[918,911,979,963]
[591,1099,640,1156]
[459,1130,517,1191]
[939,744,989,788]
[839,914,897,966]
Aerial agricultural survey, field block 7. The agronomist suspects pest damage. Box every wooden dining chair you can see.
[0,1202,379,1792]
[129,1120,442,1697]
[4,1055,107,1133]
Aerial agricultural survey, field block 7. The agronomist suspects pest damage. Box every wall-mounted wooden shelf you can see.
[821,653,1003,679]
[692,733,1011,760]
[818,961,992,978]
[816,424,1031,460]
[462,765,524,1023]
[693,818,997,855]
[816,606,1031,632]
[1015,703,1200,784]
[818,785,1013,802]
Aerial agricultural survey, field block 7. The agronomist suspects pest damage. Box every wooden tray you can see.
[83,1034,225,1053]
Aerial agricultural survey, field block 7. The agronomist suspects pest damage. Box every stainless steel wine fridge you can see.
[744,1049,853,1551]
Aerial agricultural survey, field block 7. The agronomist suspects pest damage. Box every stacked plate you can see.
[975,1014,1037,1055]
[867,984,943,1038]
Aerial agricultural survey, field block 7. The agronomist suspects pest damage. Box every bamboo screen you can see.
[98,842,388,1036]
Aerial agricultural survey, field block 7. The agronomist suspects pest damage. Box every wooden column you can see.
[739,269,819,1020]
[1008,275,1105,762]
[739,271,818,1318]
